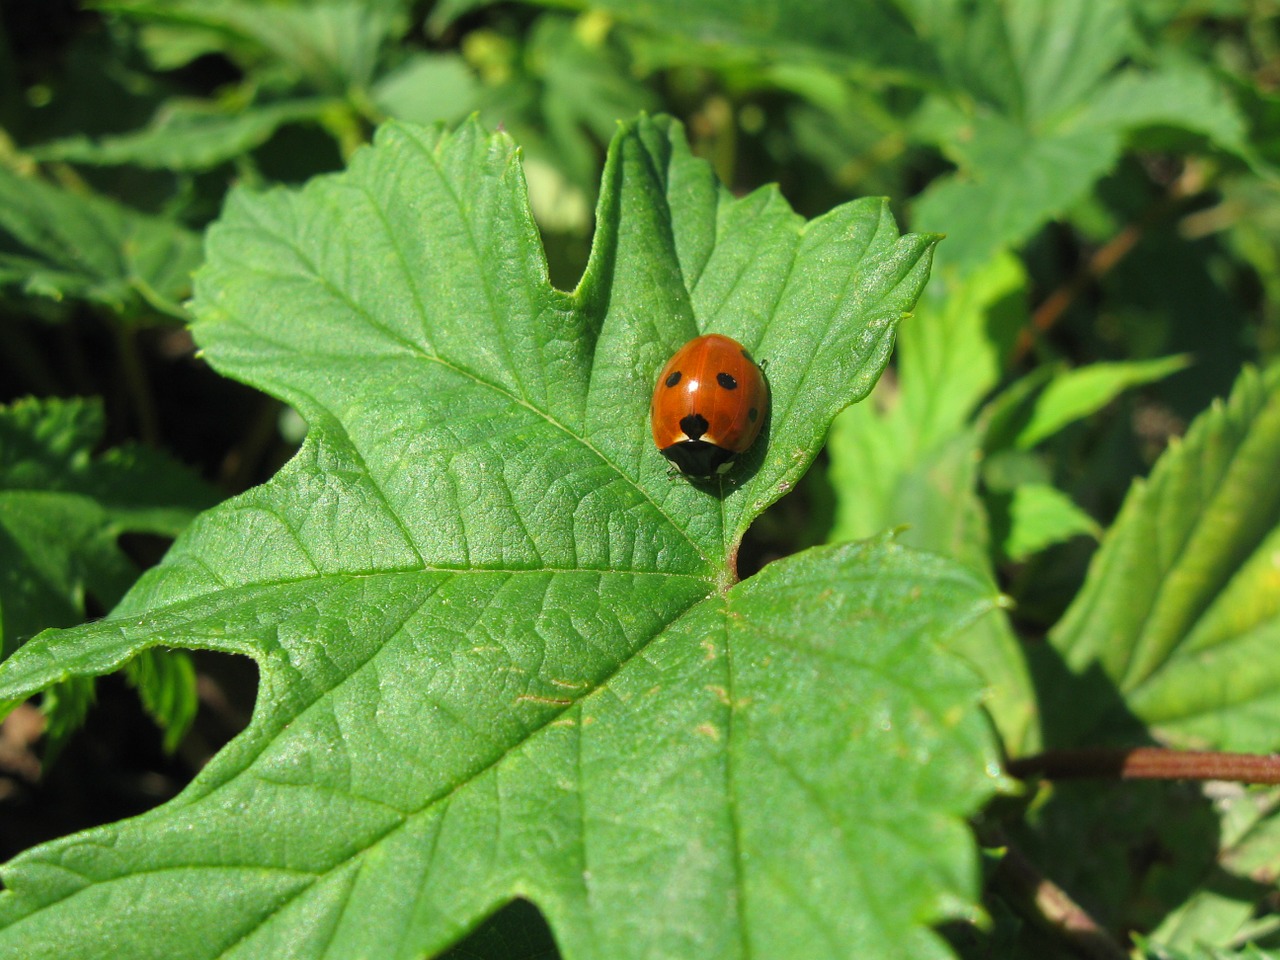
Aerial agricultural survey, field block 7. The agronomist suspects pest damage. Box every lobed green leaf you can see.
[909,1,1250,268]
[0,115,998,959]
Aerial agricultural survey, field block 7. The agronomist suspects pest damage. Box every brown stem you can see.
[1013,161,1205,363]
[991,831,1130,960]
[1007,747,1280,785]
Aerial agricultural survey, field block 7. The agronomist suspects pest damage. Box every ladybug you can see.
[650,333,768,479]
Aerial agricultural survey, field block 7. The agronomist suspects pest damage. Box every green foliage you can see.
[465,15,656,193]
[912,47,1251,270]
[1140,939,1280,960]
[34,97,341,171]
[827,255,1039,754]
[0,396,215,748]
[0,117,1000,959]
[0,167,202,317]
[997,482,1100,562]
[0,397,214,652]
[433,0,938,77]
[1146,788,1280,952]
[1012,354,1192,450]
[3,0,1280,957]
[1047,365,1280,753]
[100,0,411,93]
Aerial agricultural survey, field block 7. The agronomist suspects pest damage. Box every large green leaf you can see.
[0,537,999,959]
[0,117,1001,958]
[1046,365,1280,752]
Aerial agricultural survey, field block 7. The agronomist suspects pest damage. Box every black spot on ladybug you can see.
[680,413,709,440]
[748,407,758,422]
[665,370,682,388]
[716,372,738,390]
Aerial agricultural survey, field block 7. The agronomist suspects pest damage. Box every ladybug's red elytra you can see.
[650,333,768,479]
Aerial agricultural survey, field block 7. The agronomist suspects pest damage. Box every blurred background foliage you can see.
[3,1,1280,957]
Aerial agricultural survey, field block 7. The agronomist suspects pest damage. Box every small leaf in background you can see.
[829,253,1028,547]
[0,168,202,319]
[82,0,430,167]
[470,14,658,196]
[34,97,340,172]
[0,396,218,748]
[1014,354,1192,449]
[912,113,1121,271]
[896,252,1027,450]
[979,363,1058,456]
[1139,943,1280,960]
[997,482,1100,562]
[828,253,1039,754]
[100,0,410,94]
[1147,788,1280,952]
[371,52,480,126]
[0,116,1001,959]
[1044,365,1280,753]
[908,1,1251,269]
[433,0,940,81]
[1078,57,1252,161]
